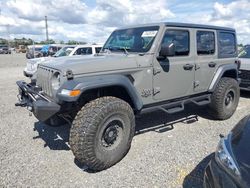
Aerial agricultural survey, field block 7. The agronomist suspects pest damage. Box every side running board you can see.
[141,94,211,114]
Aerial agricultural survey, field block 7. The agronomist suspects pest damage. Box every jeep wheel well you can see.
[222,69,237,79]
[77,86,135,110]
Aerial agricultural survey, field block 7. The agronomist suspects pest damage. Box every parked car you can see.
[0,45,11,54]
[26,45,43,59]
[239,45,250,90]
[69,44,103,56]
[23,44,102,78]
[16,22,240,171]
[204,115,250,188]
[40,44,65,57]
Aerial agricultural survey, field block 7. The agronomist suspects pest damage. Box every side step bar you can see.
[141,94,211,114]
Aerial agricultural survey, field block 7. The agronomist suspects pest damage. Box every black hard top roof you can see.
[117,22,235,32]
[165,22,235,32]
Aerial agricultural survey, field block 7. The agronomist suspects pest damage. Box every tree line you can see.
[0,38,87,47]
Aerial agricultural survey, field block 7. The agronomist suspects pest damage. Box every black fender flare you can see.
[208,64,239,92]
[57,74,143,111]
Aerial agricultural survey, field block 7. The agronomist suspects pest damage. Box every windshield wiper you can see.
[116,47,129,55]
[112,46,130,55]
[101,46,130,55]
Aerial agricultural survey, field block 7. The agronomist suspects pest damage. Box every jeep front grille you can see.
[36,66,55,97]
[239,70,250,81]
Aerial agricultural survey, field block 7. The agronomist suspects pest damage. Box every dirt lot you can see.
[0,53,249,187]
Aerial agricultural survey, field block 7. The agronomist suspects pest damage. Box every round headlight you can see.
[51,72,60,90]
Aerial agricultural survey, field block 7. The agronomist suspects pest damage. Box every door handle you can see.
[183,64,194,70]
[208,62,217,68]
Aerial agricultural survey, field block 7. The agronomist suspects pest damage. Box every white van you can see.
[23,44,103,78]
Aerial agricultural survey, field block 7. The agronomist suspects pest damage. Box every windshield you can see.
[239,46,250,58]
[54,47,73,57]
[103,26,159,53]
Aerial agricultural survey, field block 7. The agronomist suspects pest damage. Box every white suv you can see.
[23,44,103,78]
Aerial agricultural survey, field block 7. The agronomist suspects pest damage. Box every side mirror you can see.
[157,43,175,60]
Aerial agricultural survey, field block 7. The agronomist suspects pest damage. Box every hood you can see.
[231,115,250,185]
[28,57,52,64]
[40,53,139,75]
[239,58,250,70]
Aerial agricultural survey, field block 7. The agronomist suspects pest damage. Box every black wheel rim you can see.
[224,89,235,108]
[101,119,123,149]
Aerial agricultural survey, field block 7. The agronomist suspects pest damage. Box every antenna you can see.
[45,16,49,42]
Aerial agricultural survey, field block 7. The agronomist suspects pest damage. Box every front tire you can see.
[69,97,135,171]
[209,77,239,120]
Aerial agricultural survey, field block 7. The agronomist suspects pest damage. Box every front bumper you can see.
[204,156,240,188]
[16,81,60,122]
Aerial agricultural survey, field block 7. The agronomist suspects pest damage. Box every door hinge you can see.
[153,87,161,95]
[194,81,200,88]
[153,67,161,75]
[195,64,200,70]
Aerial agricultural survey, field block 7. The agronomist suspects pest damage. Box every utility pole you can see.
[6,24,10,47]
[45,16,49,42]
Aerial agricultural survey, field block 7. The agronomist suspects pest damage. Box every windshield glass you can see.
[239,46,250,58]
[54,47,73,57]
[103,26,159,53]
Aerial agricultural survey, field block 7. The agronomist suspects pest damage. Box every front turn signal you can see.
[60,89,81,97]
[69,90,81,97]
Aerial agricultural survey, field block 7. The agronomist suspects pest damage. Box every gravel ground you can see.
[0,53,250,187]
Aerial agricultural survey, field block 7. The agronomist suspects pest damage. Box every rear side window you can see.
[95,47,102,53]
[162,30,189,56]
[75,47,92,55]
[218,32,236,58]
[197,31,215,55]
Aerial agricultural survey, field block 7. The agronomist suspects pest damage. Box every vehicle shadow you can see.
[183,153,214,188]
[135,104,212,135]
[32,104,214,172]
[32,104,211,152]
[33,121,71,150]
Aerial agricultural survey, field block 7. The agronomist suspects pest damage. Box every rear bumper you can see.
[16,81,60,122]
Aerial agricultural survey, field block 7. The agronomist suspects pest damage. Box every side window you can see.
[218,32,236,58]
[95,47,102,53]
[75,47,93,55]
[197,31,215,55]
[162,30,189,56]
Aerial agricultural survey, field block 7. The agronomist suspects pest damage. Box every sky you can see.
[0,0,249,44]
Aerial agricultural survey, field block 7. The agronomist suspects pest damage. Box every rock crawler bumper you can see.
[15,80,60,122]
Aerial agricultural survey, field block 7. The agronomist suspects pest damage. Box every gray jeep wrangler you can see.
[16,22,240,171]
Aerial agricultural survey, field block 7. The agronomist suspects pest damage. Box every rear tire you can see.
[209,77,239,120]
[69,96,135,171]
